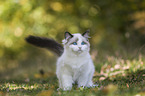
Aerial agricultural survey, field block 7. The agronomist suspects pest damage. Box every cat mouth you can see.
[72,49,83,53]
[78,49,82,53]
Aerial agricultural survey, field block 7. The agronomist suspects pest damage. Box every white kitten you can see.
[56,31,95,90]
[25,30,96,91]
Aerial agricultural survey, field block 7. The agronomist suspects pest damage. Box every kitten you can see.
[26,30,96,90]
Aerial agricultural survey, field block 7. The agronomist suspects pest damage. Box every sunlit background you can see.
[0,0,145,79]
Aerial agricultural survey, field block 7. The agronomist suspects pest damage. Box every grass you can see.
[0,53,145,96]
[0,70,145,96]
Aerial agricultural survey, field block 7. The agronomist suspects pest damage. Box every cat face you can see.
[62,30,90,54]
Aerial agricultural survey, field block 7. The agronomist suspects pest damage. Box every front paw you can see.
[57,86,72,91]
[87,84,99,88]
[78,85,85,88]
[63,86,72,91]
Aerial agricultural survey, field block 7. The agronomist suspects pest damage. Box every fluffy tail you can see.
[25,35,64,56]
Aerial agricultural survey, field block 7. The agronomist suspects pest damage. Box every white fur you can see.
[56,33,95,90]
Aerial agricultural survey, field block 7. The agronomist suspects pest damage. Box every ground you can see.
[0,54,145,96]
[0,70,145,96]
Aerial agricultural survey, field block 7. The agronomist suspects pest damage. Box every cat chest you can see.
[68,63,87,82]
[64,57,89,69]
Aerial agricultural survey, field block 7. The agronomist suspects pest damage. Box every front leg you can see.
[77,63,95,88]
[56,60,73,91]
[77,73,89,88]
[86,67,96,87]
[60,74,73,90]
[57,66,73,91]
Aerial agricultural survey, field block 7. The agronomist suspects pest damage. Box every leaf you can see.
[37,90,53,96]
[126,83,129,88]
[91,87,98,92]
[102,84,118,95]
[136,91,145,96]
[0,91,5,95]
[99,77,106,81]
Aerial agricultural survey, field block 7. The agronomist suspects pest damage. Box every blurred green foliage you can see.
[0,0,145,78]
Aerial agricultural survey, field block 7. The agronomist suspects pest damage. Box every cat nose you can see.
[78,47,81,49]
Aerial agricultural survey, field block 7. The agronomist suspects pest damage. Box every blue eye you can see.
[81,42,85,45]
[73,42,77,45]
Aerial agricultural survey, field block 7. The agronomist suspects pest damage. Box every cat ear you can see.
[82,29,90,39]
[65,31,73,40]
